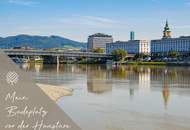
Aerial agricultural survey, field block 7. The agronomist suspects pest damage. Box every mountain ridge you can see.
[0,34,86,49]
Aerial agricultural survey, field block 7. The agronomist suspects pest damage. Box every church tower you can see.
[163,20,171,38]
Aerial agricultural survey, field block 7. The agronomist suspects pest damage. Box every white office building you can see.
[87,33,113,52]
[151,36,190,54]
[151,21,190,54]
[106,40,150,54]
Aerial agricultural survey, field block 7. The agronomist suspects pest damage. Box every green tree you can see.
[111,49,127,61]
[151,53,162,59]
[168,51,179,58]
[93,48,104,53]
[134,53,147,59]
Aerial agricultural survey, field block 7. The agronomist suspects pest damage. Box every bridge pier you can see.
[57,56,60,72]
[57,56,60,65]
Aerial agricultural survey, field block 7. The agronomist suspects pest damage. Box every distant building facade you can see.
[151,36,190,54]
[87,33,113,52]
[151,21,190,54]
[106,40,150,54]
[130,31,135,41]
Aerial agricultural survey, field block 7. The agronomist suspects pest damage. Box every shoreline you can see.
[119,61,190,66]
[36,61,190,66]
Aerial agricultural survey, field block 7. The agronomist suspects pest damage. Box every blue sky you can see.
[0,0,190,42]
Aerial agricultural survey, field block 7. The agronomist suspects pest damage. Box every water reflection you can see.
[21,63,43,73]
[87,65,112,94]
[20,64,190,130]
[21,63,190,105]
[21,63,190,90]
[162,82,170,109]
[129,88,135,99]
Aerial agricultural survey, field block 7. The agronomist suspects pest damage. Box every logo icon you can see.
[6,71,19,86]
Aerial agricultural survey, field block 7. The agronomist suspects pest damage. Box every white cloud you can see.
[175,25,190,29]
[8,0,39,6]
[83,16,117,24]
[56,15,119,28]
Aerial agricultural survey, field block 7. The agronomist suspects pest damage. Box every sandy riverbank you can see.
[36,83,73,102]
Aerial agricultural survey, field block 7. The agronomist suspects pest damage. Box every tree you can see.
[93,48,104,53]
[111,49,127,61]
[134,53,146,59]
[151,53,162,59]
[168,51,179,58]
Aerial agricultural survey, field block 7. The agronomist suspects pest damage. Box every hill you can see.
[0,35,86,49]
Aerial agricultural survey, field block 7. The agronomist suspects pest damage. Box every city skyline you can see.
[0,0,190,42]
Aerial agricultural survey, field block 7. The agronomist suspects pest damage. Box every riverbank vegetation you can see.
[127,62,166,65]
[111,49,128,61]
[110,49,190,66]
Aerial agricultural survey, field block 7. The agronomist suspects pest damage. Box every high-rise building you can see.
[130,31,135,40]
[87,33,113,52]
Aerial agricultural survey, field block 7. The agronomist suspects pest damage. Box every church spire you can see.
[166,20,169,27]
[163,20,171,38]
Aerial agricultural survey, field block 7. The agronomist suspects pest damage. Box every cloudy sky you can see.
[0,0,190,42]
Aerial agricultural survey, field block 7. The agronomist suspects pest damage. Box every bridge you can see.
[2,49,135,64]
[3,49,113,58]
[2,49,114,64]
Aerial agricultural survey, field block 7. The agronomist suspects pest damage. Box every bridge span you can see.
[2,49,135,64]
[2,49,114,64]
[3,49,113,58]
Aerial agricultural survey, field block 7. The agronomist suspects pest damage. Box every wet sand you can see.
[36,83,73,102]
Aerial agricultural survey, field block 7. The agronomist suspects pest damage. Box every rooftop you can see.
[89,33,112,38]
[107,40,148,44]
[152,36,190,42]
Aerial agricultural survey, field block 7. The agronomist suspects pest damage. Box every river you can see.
[20,63,190,130]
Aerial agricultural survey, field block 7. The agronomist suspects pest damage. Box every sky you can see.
[0,0,190,42]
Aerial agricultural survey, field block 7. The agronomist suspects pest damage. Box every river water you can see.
[21,63,190,130]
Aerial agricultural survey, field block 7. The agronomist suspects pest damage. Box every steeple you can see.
[166,20,169,27]
[163,20,171,38]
